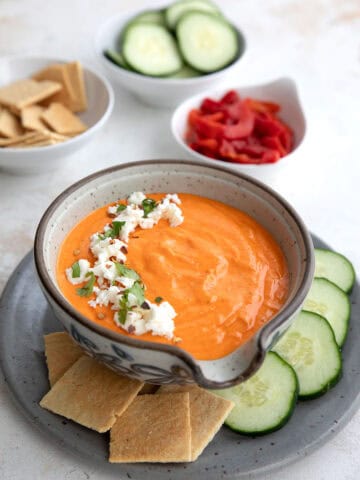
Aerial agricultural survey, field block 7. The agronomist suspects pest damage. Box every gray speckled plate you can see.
[0,236,359,479]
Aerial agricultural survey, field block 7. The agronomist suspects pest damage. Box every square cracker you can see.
[21,105,48,132]
[33,64,76,111]
[40,355,144,432]
[64,62,87,112]
[109,393,192,463]
[0,79,62,112]
[0,107,25,138]
[158,384,234,461]
[41,102,87,134]
[44,332,83,386]
[0,131,40,147]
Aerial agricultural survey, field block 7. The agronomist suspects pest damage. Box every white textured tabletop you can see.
[0,0,359,479]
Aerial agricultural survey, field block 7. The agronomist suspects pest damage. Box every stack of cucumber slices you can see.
[216,248,355,436]
[104,0,243,78]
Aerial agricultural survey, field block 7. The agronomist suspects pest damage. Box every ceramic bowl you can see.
[171,77,306,180]
[34,160,314,388]
[95,8,246,108]
[0,56,114,175]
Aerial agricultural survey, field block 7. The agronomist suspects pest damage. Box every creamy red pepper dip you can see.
[57,193,289,360]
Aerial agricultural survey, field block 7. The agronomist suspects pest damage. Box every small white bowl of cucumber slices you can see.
[95,0,246,107]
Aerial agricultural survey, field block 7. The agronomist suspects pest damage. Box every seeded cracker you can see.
[41,102,87,134]
[40,355,143,432]
[158,384,234,460]
[0,107,24,138]
[0,79,62,112]
[43,332,83,386]
[33,64,76,111]
[21,105,47,132]
[64,62,88,112]
[109,393,192,463]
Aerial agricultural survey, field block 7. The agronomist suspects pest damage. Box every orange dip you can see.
[57,193,289,360]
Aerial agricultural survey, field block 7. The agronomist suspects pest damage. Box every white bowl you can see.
[0,56,114,175]
[95,8,246,108]
[171,77,306,179]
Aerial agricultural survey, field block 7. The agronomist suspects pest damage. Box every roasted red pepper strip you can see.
[244,98,280,114]
[220,90,240,105]
[191,105,255,140]
[261,136,286,157]
[186,91,293,165]
[254,112,284,137]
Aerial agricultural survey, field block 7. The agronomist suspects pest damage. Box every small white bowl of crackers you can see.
[0,56,114,174]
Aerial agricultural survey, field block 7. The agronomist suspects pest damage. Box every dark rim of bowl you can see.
[34,159,314,388]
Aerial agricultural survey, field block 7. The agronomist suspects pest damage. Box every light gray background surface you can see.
[0,0,359,479]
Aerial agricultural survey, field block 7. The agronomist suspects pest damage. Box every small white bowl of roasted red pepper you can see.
[171,77,306,171]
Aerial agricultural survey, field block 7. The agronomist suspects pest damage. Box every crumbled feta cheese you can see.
[90,236,127,263]
[143,301,176,339]
[89,285,122,308]
[67,192,183,341]
[165,193,181,205]
[66,259,90,285]
[114,301,176,339]
[128,191,146,205]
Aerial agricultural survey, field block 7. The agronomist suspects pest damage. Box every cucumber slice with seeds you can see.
[176,11,239,73]
[273,311,342,399]
[303,277,351,347]
[165,0,220,30]
[122,23,183,77]
[315,248,355,293]
[214,352,298,436]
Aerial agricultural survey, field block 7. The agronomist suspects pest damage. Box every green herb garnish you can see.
[76,272,96,297]
[142,198,157,217]
[117,281,145,324]
[154,296,163,304]
[71,261,81,278]
[115,263,140,280]
[118,294,129,324]
[127,281,145,305]
[99,221,126,240]
[116,204,127,213]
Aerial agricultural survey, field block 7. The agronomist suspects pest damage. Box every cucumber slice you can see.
[303,277,351,347]
[122,23,183,77]
[132,10,166,26]
[315,248,355,293]
[214,352,298,435]
[165,0,220,30]
[104,49,131,70]
[168,64,200,78]
[273,311,342,399]
[176,12,239,73]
